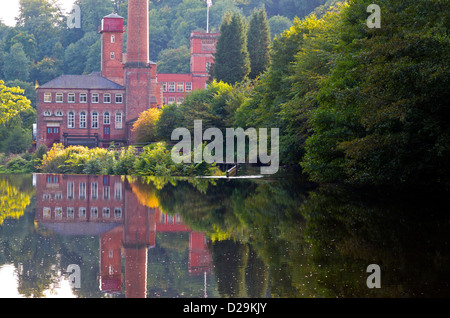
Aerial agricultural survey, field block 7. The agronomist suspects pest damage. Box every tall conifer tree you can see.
[247,6,270,80]
[213,12,250,85]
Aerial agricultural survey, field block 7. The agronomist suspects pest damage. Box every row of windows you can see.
[161,82,192,93]
[42,207,122,219]
[44,111,123,129]
[163,97,184,105]
[44,92,124,104]
[65,181,122,200]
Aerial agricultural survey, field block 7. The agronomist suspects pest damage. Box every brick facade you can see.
[36,4,219,148]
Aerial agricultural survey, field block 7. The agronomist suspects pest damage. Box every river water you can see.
[0,172,448,298]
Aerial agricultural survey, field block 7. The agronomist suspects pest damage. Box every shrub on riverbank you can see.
[39,143,221,177]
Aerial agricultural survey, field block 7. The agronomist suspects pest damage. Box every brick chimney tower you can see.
[124,0,153,143]
[100,13,125,85]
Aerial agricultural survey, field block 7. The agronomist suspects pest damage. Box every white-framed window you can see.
[168,97,175,104]
[67,207,74,219]
[80,111,87,128]
[44,93,52,103]
[92,93,99,103]
[79,207,87,219]
[91,207,98,219]
[92,111,99,129]
[68,111,75,128]
[43,207,51,219]
[110,51,115,60]
[91,182,98,199]
[79,182,86,199]
[55,192,63,200]
[168,82,175,92]
[103,186,110,200]
[115,94,123,103]
[104,112,110,125]
[67,182,74,199]
[115,112,123,129]
[162,82,167,92]
[104,94,111,103]
[56,93,63,103]
[55,111,63,117]
[114,182,122,200]
[80,93,87,103]
[111,35,115,43]
[102,208,110,218]
[185,82,192,92]
[114,208,122,219]
[177,82,184,92]
[163,97,167,105]
[177,97,184,104]
[43,110,52,117]
[55,207,63,219]
[68,93,75,103]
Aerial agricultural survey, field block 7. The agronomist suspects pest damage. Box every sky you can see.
[0,0,75,26]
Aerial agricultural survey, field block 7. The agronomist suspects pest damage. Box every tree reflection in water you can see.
[0,173,448,297]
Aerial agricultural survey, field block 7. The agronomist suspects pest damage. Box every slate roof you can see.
[38,74,125,90]
[103,13,123,19]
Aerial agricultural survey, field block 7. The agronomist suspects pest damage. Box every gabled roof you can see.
[38,74,125,90]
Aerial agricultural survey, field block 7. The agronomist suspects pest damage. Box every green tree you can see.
[302,0,450,186]
[268,15,292,39]
[155,103,182,141]
[157,46,190,74]
[213,12,250,84]
[16,0,61,60]
[3,43,30,81]
[247,6,270,79]
[0,80,32,125]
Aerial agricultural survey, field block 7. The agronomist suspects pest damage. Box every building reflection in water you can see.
[34,174,212,298]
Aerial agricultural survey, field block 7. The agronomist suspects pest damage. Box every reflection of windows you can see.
[114,208,122,219]
[43,207,51,219]
[103,187,110,200]
[67,207,74,219]
[79,207,87,218]
[67,182,74,199]
[91,207,98,219]
[79,182,86,199]
[55,207,63,219]
[114,182,122,200]
[91,182,98,199]
[103,208,110,218]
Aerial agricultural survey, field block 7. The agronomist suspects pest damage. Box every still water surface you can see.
[0,173,449,298]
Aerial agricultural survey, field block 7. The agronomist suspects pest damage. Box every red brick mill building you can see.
[36,0,219,148]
